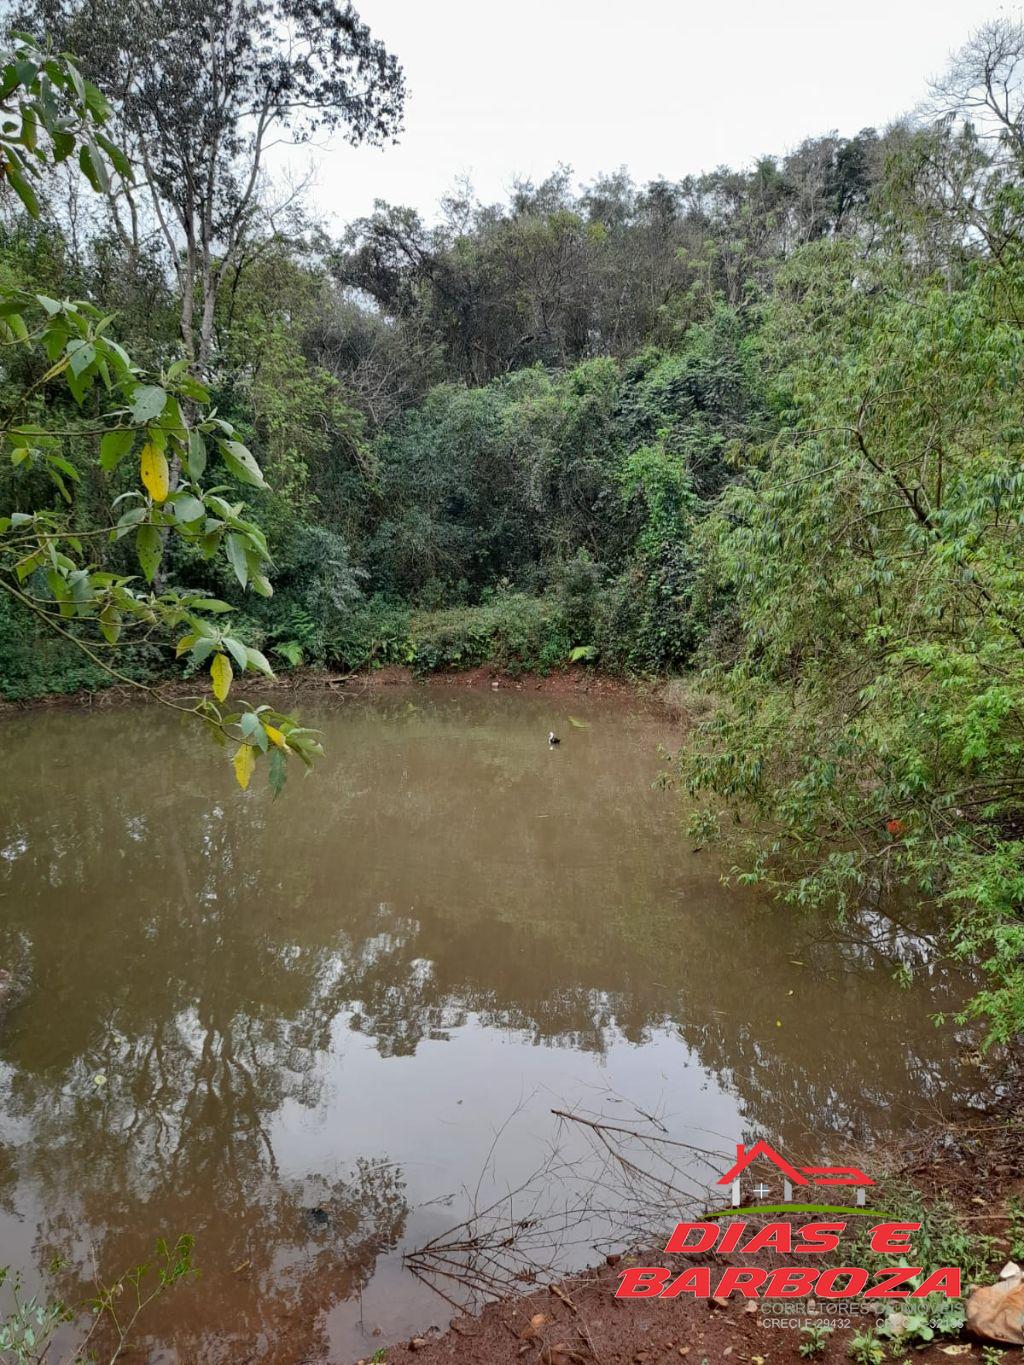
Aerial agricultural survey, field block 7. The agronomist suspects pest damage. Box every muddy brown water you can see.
[0,687,978,1361]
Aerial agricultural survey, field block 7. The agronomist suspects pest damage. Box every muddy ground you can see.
[380,1107,1024,1365]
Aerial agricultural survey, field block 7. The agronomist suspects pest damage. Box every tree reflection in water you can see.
[0,692,984,1358]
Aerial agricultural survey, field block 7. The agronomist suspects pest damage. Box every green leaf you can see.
[68,340,96,376]
[82,80,111,121]
[78,141,109,193]
[172,494,204,523]
[190,637,216,665]
[6,161,40,217]
[268,747,287,797]
[186,430,206,480]
[220,440,267,489]
[114,504,147,538]
[136,523,162,583]
[245,646,275,678]
[99,429,134,471]
[222,636,248,671]
[188,597,232,613]
[95,131,131,180]
[99,602,121,644]
[20,104,36,150]
[224,532,248,588]
[130,384,167,424]
[52,129,74,162]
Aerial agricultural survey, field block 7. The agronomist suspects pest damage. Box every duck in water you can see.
[548,731,560,747]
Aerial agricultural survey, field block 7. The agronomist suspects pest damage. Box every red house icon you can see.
[717,1141,875,1207]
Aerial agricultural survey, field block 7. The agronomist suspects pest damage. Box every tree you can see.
[929,17,1024,166]
[18,0,406,366]
[683,233,1024,1045]
[0,34,321,791]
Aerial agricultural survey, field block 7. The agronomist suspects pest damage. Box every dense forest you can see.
[2,5,1024,1041]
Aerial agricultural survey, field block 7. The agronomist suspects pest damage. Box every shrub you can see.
[406,594,570,674]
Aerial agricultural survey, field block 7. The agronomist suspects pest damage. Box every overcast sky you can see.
[275,0,1009,229]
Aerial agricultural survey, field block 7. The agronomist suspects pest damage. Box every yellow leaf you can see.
[210,652,232,702]
[232,744,255,791]
[264,724,288,750]
[140,442,169,502]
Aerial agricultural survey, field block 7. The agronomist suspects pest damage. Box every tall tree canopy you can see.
[18,0,405,363]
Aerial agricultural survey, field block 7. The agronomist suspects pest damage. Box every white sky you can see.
[277,0,1010,228]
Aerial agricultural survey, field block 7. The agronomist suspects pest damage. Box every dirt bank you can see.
[378,1104,1024,1365]
[0,665,696,720]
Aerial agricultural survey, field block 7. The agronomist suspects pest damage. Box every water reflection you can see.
[0,690,979,1360]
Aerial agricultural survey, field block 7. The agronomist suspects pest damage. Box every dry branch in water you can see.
[403,1093,723,1309]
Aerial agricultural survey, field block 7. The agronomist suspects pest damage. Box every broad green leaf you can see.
[172,494,204,523]
[245,646,274,678]
[95,131,131,180]
[188,597,231,613]
[190,637,216,665]
[99,429,133,471]
[220,440,267,489]
[99,602,121,644]
[6,161,40,217]
[78,141,108,193]
[186,430,206,480]
[222,636,248,671]
[135,522,162,583]
[224,532,248,588]
[239,711,262,740]
[114,504,147,538]
[67,339,95,376]
[130,384,167,424]
[268,747,287,797]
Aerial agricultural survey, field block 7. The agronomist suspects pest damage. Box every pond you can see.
[0,686,979,1361]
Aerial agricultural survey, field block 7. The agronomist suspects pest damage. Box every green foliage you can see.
[0,33,319,792]
[850,1182,996,1288]
[0,1267,69,1364]
[877,1299,966,1348]
[0,1235,194,1364]
[683,240,1024,1040]
[358,325,761,673]
[846,1328,885,1365]
[0,34,118,219]
[1007,1196,1024,1261]
[798,1322,833,1358]
[322,594,411,672]
[405,595,570,675]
